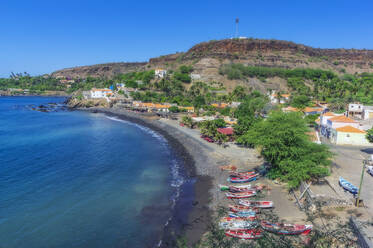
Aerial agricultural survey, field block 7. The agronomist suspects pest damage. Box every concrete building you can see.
[348,103,364,119]
[327,115,360,129]
[330,126,371,146]
[269,91,290,104]
[363,106,373,120]
[303,107,324,115]
[90,88,113,98]
[155,69,167,78]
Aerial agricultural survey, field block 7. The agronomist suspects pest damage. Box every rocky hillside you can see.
[51,62,147,79]
[51,38,373,92]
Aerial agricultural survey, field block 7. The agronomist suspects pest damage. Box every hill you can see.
[51,38,373,92]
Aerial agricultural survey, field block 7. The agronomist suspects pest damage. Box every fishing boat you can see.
[238,200,274,208]
[229,205,260,213]
[226,191,256,199]
[261,221,313,235]
[367,166,373,176]
[225,229,262,239]
[339,176,358,194]
[228,173,259,183]
[229,210,256,218]
[219,217,258,230]
[229,171,256,177]
[219,184,251,191]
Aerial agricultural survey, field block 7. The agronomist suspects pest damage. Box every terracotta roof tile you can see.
[329,116,357,123]
[335,126,366,133]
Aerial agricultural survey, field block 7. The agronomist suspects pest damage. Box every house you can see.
[190,73,201,80]
[178,106,195,113]
[269,91,290,104]
[230,102,241,108]
[327,115,360,130]
[211,103,229,108]
[282,106,298,113]
[155,69,167,78]
[330,126,371,146]
[363,106,373,120]
[347,103,363,119]
[217,127,234,136]
[90,88,113,98]
[224,116,237,125]
[191,116,216,122]
[303,107,324,115]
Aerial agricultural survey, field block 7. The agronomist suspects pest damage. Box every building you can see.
[230,102,242,108]
[269,91,290,104]
[178,106,195,113]
[330,126,371,146]
[224,116,237,125]
[347,103,364,119]
[303,107,324,115]
[90,88,113,98]
[155,69,167,78]
[327,115,360,130]
[211,103,229,108]
[363,106,373,120]
[282,106,298,113]
[217,127,234,136]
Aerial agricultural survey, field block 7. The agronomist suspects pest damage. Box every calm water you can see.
[0,97,188,248]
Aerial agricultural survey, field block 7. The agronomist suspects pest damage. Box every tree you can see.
[168,106,179,113]
[237,111,332,188]
[291,95,310,109]
[366,128,373,143]
[181,116,193,128]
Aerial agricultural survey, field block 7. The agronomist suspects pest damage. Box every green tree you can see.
[366,128,373,143]
[237,111,331,188]
[291,95,310,109]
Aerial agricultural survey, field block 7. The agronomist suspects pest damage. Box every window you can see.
[347,134,350,137]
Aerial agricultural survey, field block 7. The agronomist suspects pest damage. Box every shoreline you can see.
[81,107,216,247]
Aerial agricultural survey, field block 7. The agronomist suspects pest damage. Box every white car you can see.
[367,166,373,176]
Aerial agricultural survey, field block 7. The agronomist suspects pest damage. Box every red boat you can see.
[229,205,260,213]
[226,191,256,199]
[238,200,274,208]
[261,221,312,235]
[221,216,257,222]
[229,171,256,177]
[225,229,262,239]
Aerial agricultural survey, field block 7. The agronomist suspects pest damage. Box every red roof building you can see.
[217,127,234,135]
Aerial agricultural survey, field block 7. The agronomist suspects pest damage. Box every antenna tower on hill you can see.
[235,18,239,38]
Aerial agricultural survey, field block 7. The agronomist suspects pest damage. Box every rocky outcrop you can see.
[51,62,147,79]
[66,97,112,109]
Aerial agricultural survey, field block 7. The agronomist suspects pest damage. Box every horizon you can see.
[1,0,373,77]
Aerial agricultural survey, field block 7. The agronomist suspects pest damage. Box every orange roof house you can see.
[335,126,366,133]
[282,106,298,112]
[212,103,229,108]
[327,115,360,129]
[328,116,357,123]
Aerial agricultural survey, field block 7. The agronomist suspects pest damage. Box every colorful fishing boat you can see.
[229,205,260,213]
[229,171,256,177]
[229,210,256,218]
[226,191,256,199]
[219,184,251,191]
[261,221,312,235]
[225,229,262,239]
[219,217,258,230]
[339,176,358,194]
[228,173,259,183]
[238,200,274,208]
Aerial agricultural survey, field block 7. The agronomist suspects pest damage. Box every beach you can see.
[83,107,267,246]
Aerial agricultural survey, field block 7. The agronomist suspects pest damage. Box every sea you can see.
[0,96,193,248]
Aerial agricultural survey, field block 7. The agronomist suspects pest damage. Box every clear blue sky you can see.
[1,0,373,77]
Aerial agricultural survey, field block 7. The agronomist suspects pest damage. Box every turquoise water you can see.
[0,97,187,248]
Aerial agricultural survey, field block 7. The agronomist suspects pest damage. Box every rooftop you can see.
[217,127,234,135]
[335,126,366,133]
[329,115,357,123]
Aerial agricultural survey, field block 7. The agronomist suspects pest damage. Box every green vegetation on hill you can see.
[220,63,373,106]
[0,73,64,92]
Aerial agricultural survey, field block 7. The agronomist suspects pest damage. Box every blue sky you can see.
[1,0,373,77]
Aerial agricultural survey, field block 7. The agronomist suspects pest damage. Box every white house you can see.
[326,115,360,130]
[90,88,113,98]
[155,69,167,78]
[269,91,290,104]
[363,106,373,120]
[348,103,364,118]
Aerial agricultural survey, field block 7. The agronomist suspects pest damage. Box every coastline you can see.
[81,107,218,247]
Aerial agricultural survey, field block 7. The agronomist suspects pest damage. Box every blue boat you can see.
[339,177,358,195]
[229,210,256,218]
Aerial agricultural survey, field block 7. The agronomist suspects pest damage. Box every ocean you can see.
[0,96,192,248]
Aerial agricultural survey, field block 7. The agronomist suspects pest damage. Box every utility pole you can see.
[356,159,366,207]
[235,18,239,38]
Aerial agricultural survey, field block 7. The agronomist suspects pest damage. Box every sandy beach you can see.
[83,107,307,247]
